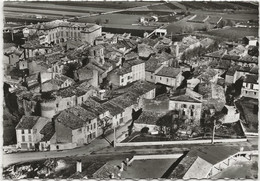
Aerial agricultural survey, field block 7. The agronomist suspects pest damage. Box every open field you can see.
[180,1,257,10]
[203,27,258,41]
[77,13,143,25]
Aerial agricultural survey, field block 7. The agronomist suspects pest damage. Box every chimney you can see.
[76,160,82,173]
[120,162,124,172]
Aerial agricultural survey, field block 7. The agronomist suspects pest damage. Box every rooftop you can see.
[204,49,225,58]
[135,111,164,125]
[55,110,86,130]
[155,67,181,78]
[170,94,202,103]
[40,122,55,142]
[102,101,124,116]
[145,57,163,73]
[82,98,107,116]
[244,74,258,84]
[68,106,97,121]
[16,116,40,129]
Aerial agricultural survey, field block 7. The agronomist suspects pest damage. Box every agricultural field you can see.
[179,1,257,11]
[77,13,144,25]
[203,27,258,41]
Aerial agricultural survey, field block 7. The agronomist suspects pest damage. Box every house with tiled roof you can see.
[169,88,203,124]
[40,82,97,118]
[39,122,56,151]
[41,73,75,92]
[16,116,51,151]
[53,107,98,150]
[145,56,166,83]
[241,74,258,99]
[225,64,241,84]
[155,67,183,88]
[233,65,258,83]
[134,111,163,132]
[3,46,25,73]
[107,58,145,87]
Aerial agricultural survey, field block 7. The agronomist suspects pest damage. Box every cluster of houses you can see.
[3,19,258,151]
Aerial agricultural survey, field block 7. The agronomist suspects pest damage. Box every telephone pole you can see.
[211,119,216,144]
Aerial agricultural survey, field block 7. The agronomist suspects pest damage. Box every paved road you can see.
[3,133,257,168]
[2,121,131,168]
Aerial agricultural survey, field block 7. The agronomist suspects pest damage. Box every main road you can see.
[3,128,257,168]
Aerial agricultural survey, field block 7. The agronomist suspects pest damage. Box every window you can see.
[82,97,84,102]
[28,135,32,142]
[22,130,24,134]
[190,110,194,117]
[191,105,195,109]
[121,113,123,117]
[91,124,93,130]
[250,84,254,89]
[56,103,59,108]
[87,126,89,131]
[246,91,248,94]
[183,104,187,108]
[128,76,131,80]
[182,111,185,116]
[28,129,31,134]
[67,102,70,106]
[160,77,162,80]
[22,136,25,142]
[94,123,96,129]
[167,78,168,82]
[151,75,153,79]
[254,92,257,95]
[121,79,124,83]
[78,128,82,133]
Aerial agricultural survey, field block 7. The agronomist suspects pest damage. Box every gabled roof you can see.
[110,91,138,109]
[244,74,258,84]
[102,101,124,116]
[204,49,225,58]
[40,122,55,142]
[135,111,163,125]
[55,110,85,130]
[170,94,202,103]
[155,67,181,78]
[145,57,163,72]
[82,98,107,116]
[68,106,97,121]
[16,116,40,129]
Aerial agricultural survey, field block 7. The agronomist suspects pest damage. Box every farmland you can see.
[202,27,259,41]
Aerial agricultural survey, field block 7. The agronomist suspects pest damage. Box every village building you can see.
[107,58,145,87]
[169,88,203,124]
[15,116,51,151]
[242,36,259,46]
[40,83,97,118]
[241,74,258,99]
[233,65,258,83]
[53,107,98,150]
[3,47,24,73]
[155,67,183,89]
[24,20,102,45]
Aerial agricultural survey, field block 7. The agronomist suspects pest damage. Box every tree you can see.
[95,18,102,25]
[156,110,185,139]
[99,118,112,136]
[141,127,149,134]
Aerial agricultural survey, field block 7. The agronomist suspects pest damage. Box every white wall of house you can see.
[132,63,145,81]
[241,82,258,99]
[72,118,97,146]
[169,100,202,123]
[155,73,182,88]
